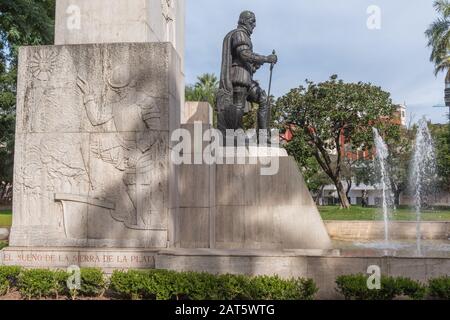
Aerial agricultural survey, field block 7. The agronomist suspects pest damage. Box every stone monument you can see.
[1,1,331,271]
[1,0,184,269]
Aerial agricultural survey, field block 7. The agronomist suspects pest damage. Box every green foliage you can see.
[277,75,399,208]
[395,277,427,300]
[0,266,21,295]
[109,270,317,300]
[336,274,426,300]
[0,0,55,188]
[385,125,415,205]
[425,0,450,75]
[428,276,450,299]
[430,124,450,192]
[248,276,318,300]
[18,269,69,299]
[68,268,106,298]
[0,241,8,250]
[185,73,219,108]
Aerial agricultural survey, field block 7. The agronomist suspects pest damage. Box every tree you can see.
[277,75,398,208]
[0,0,55,201]
[430,123,450,192]
[426,0,450,77]
[185,73,219,108]
[425,0,450,140]
[385,125,415,206]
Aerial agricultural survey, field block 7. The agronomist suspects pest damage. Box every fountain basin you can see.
[325,220,450,241]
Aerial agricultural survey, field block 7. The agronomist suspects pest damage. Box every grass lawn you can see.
[0,210,12,227]
[0,241,7,250]
[319,206,450,221]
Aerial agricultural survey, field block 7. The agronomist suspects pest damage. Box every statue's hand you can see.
[76,76,90,95]
[267,54,278,64]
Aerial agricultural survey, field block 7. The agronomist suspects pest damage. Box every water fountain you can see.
[373,128,394,243]
[410,118,437,255]
[343,123,449,257]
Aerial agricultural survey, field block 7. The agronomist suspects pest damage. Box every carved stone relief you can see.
[11,44,178,248]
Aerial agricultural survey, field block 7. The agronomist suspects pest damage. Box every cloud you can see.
[186,0,449,124]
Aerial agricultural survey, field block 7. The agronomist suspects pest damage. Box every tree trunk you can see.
[314,185,325,205]
[335,180,351,209]
[345,179,352,198]
[394,190,401,207]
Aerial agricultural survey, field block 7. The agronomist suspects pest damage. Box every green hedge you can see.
[2,266,449,300]
[336,274,427,300]
[109,270,318,300]
[0,266,106,299]
[0,266,21,296]
[18,269,69,299]
[0,266,317,300]
[0,241,7,250]
[428,276,450,300]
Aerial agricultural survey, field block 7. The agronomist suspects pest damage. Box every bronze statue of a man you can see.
[217,10,278,141]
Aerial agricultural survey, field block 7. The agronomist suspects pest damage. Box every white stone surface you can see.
[55,0,185,70]
[182,102,213,125]
[10,43,182,248]
[1,247,157,270]
[175,122,331,250]
[0,228,9,240]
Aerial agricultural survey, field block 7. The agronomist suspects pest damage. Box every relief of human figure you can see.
[76,65,165,230]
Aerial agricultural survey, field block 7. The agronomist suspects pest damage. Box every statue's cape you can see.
[219,29,238,93]
[216,29,239,114]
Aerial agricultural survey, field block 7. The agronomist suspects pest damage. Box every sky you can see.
[185,0,449,124]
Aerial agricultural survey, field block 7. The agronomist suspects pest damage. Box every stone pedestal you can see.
[10,43,182,249]
[177,123,332,250]
[182,102,214,125]
[55,0,185,70]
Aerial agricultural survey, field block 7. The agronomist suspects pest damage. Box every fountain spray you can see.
[410,118,436,256]
[373,128,394,243]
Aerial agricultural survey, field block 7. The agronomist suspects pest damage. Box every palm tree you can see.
[185,73,219,108]
[426,0,450,77]
[426,1,450,136]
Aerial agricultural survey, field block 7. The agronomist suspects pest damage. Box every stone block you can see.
[182,102,213,125]
[10,43,181,248]
[55,0,185,70]
[1,247,157,270]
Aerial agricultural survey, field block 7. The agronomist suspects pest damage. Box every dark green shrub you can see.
[80,268,106,297]
[171,271,219,300]
[247,275,317,300]
[296,278,319,300]
[428,276,450,300]
[336,274,428,300]
[395,277,427,300]
[68,268,106,299]
[336,274,400,300]
[18,269,69,299]
[216,274,252,300]
[0,266,21,295]
[109,270,149,300]
[109,270,318,300]
[0,241,7,250]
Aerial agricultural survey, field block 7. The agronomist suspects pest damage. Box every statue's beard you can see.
[241,23,254,35]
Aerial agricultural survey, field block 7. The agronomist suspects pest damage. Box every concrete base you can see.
[2,247,449,299]
[0,247,157,273]
[155,248,450,299]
